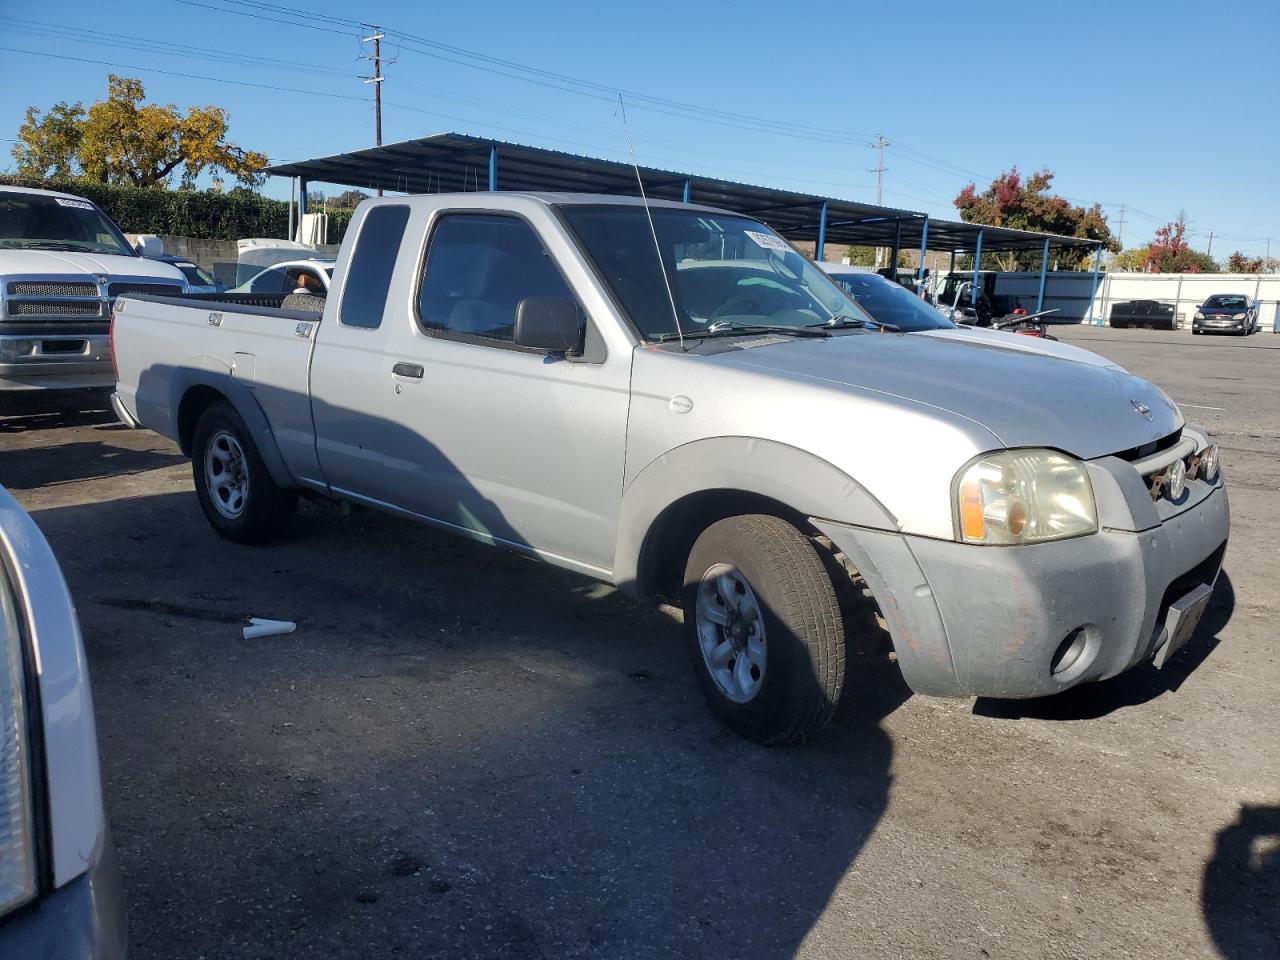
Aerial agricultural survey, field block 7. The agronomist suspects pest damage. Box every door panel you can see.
[377,211,631,573]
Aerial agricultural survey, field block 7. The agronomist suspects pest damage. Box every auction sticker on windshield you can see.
[745,230,790,251]
[54,198,95,210]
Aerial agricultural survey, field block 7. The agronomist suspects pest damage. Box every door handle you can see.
[392,362,424,379]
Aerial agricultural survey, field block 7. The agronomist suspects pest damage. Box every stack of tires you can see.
[1109,301,1176,330]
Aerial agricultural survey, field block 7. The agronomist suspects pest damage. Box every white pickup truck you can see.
[0,184,186,392]
[112,192,1229,744]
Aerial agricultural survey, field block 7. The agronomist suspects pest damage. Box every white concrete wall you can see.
[982,271,1280,329]
[1090,273,1280,330]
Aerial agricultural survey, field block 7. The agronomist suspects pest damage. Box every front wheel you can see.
[191,401,297,544]
[682,515,846,745]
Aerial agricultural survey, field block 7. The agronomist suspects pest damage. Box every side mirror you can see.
[514,297,583,355]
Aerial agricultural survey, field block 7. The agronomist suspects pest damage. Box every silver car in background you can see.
[0,486,125,957]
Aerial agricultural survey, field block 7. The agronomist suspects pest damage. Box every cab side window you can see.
[417,214,577,344]
[340,205,410,328]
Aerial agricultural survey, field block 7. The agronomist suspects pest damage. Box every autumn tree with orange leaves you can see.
[954,167,1117,269]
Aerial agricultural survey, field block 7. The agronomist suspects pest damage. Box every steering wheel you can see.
[712,294,764,319]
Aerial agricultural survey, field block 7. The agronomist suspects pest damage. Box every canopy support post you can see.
[682,180,691,203]
[1088,243,1102,325]
[488,145,497,191]
[972,229,983,309]
[1035,237,1050,313]
[815,201,828,262]
[917,216,929,286]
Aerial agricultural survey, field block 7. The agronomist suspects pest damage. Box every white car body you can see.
[230,259,334,295]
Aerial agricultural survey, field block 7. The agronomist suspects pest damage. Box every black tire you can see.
[191,401,297,544]
[682,515,845,745]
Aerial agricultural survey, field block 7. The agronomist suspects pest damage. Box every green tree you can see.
[1111,247,1149,271]
[1223,250,1278,274]
[333,189,370,209]
[844,245,912,268]
[954,167,1118,269]
[14,75,267,190]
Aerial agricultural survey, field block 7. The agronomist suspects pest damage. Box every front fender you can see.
[613,436,896,596]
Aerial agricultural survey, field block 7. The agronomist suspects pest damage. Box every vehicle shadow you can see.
[971,571,1235,722]
[0,388,115,432]
[0,439,188,491]
[23,447,904,959]
[1202,804,1280,958]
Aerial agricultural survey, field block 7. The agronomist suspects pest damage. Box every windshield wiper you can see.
[806,314,902,333]
[19,242,86,252]
[650,322,829,343]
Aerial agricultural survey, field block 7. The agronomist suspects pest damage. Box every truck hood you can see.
[0,249,185,281]
[709,331,1182,460]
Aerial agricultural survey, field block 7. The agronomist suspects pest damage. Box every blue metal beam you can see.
[917,216,929,285]
[488,145,497,191]
[1088,243,1102,325]
[298,178,308,216]
[1035,237,1050,313]
[815,201,828,262]
[972,229,983,309]
[682,179,691,203]
[890,219,901,274]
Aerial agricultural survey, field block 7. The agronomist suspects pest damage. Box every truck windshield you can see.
[0,193,134,256]
[560,205,875,340]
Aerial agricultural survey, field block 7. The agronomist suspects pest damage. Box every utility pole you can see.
[361,25,387,194]
[1206,231,1215,257]
[870,134,889,267]
[1115,204,1126,248]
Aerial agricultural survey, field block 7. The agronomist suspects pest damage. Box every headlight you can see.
[1231,312,1245,320]
[954,449,1098,544]
[0,566,36,916]
[1200,443,1220,481]
[1194,310,1204,320]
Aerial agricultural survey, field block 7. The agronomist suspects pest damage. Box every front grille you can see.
[107,282,182,298]
[7,301,105,317]
[1113,429,1182,463]
[7,280,98,297]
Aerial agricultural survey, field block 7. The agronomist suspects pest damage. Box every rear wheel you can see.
[191,402,297,543]
[682,515,845,745]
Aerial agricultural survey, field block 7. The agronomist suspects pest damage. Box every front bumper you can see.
[0,332,113,391]
[1193,317,1246,333]
[0,832,126,959]
[814,481,1229,698]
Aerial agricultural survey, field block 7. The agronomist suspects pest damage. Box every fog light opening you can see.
[1050,626,1099,683]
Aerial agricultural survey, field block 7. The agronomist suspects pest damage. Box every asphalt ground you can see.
[1,324,1276,959]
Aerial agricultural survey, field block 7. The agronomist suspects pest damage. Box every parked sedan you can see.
[149,254,224,294]
[0,486,125,958]
[229,258,334,295]
[1193,294,1259,335]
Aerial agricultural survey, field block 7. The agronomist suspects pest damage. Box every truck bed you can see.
[112,291,327,484]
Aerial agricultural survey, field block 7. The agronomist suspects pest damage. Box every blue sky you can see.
[1,0,1277,257]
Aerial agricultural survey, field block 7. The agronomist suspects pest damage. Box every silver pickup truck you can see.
[111,193,1229,744]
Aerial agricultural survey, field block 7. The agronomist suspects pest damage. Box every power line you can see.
[178,0,874,147]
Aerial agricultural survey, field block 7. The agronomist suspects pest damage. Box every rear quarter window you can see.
[339,205,412,329]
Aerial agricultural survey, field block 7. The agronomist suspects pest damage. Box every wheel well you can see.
[176,385,227,456]
[637,489,818,600]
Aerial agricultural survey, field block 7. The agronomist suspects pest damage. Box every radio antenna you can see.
[618,95,684,349]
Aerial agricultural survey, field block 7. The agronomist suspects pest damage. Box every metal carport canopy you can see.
[264,132,1097,255]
